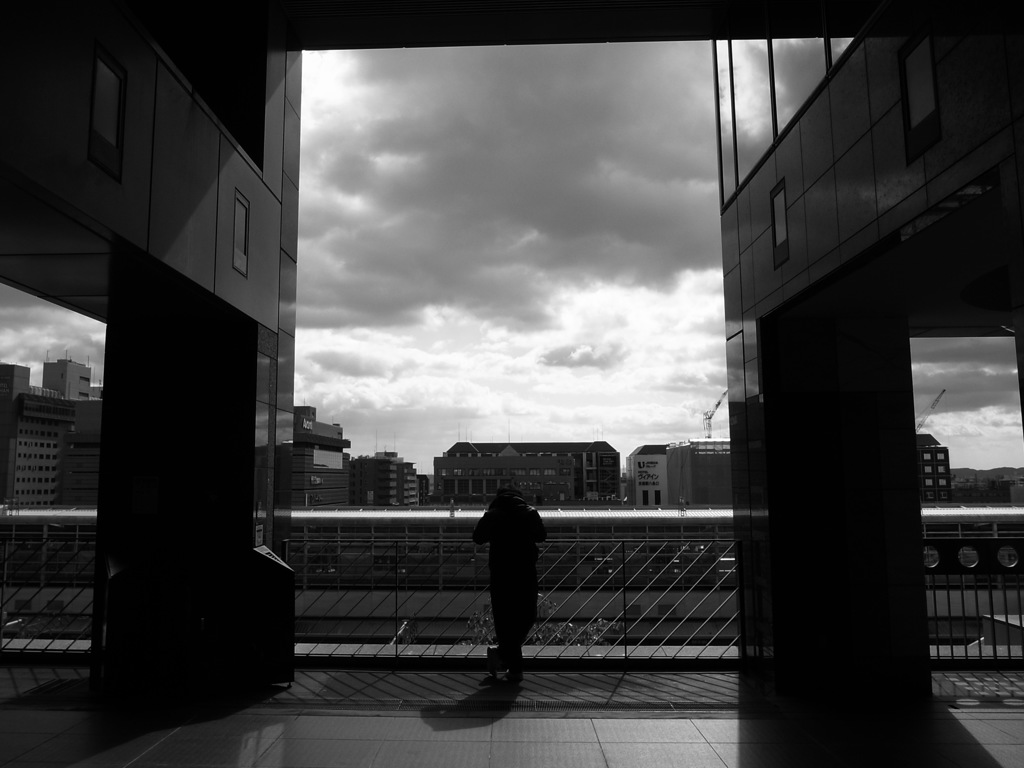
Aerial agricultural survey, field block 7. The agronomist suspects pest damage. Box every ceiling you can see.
[281,0,880,50]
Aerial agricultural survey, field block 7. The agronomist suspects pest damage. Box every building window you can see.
[233,190,250,276]
[899,31,940,161]
[89,45,126,180]
[771,179,789,268]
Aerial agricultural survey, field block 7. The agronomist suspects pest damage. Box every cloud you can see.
[539,342,626,369]
[0,284,106,386]
[298,42,720,332]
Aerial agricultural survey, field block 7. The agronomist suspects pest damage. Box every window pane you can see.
[732,39,773,182]
[905,37,936,129]
[716,40,736,200]
[233,194,249,275]
[772,186,788,246]
[92,58,122,146]
[772,38,826,129]
[830,37,854,64]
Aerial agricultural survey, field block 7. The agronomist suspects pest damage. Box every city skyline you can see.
[1,43,1022,473]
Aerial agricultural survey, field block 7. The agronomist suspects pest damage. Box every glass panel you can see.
[256,351,272,405]
[732,39,773,183]
[772,38,826,130]
[92,58,122,146]
[772,185,788,246]
[716,40,736,201]
[830,37,854,64]
[904,37,936,129]
[233,193,249,276]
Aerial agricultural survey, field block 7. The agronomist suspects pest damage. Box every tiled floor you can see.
[0,667,1022,767]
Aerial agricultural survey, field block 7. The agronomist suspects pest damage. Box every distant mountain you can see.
[951,467,1024,479]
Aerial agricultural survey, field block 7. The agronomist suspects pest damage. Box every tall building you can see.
[916,434,951,503]
[0,363,76,508]
[59,399,104,506]
[278,406,350,508]
[43,358,93,401]
[437,441,620,502]
[350,451,418,506]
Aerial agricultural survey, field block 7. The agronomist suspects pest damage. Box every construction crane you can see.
[916,389,946,433]
[703,389,728,439]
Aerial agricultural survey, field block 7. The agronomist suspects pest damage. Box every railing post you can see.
[621,540,628,662]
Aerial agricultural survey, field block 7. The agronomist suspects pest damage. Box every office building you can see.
[668,439,732,506]
[917,433,951,503]
[59,399,104,506]
[43,357,93,400]
[625,444,668,506]
[350,451,418,506]
[0,363,76,509]
[278,406,350,508]
[437,441,620,502]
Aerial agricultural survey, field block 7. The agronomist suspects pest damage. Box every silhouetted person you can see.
[473,486,547,683]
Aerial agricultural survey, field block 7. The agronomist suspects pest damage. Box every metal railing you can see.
[0,537,94,653]
[285,537,742,661]
[924,538,1023,663]
[6,529,1019,667]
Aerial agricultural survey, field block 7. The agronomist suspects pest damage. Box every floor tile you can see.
[942,742,1024,768]
[693,718,811,743]
[371,740,491,768]
[708,741,855,768]
[131,732,281,766]
[593,718,705,743]
[0,709,94,733]
[254,738,382,768]
[0,732,55,763]
[489,741,608,768]
[11,731,172,765]
[490,717,598,742]
[602,742,727,768]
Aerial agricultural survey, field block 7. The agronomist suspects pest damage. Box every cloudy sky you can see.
[1,41,1022,474]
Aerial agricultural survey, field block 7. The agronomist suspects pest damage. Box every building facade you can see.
[59,399,104,506]
[716,1,1024,696]
[0,363,76,509]
[350,451,418,506]
[437,441,620,503]
[916,433,951,503]
[434,452,573,504]
[42,358,93,401]
[625,445,668,506]
[278,406,350,508]
[667,439,732,506]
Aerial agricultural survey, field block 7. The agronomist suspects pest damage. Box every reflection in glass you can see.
[997,546,1019,568]
[773,38,826,130]
[923,545,939,568]
[830,37,855,65]
[904,36,936,129]
[732,39,773,182]
[957,545,979,568]
[716,40,737,201]
[92,59,122,145]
